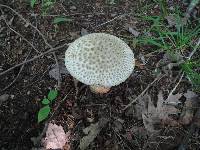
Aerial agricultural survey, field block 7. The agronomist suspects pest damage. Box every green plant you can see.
[181,60,200,91]
[38,89,58,123]
[138,8,200,90]
[31,0,37,8]
[139,15,200,55]
[30,0,56,15]
[53,16,73,24]
[153,0,168,17]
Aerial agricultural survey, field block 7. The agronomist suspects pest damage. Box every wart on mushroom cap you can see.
[65,33,135,93]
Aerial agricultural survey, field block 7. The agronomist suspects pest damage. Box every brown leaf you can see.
[160,92,182,126]
[179,90,198,125]
[79,118,109,150]
[142,92,183,133]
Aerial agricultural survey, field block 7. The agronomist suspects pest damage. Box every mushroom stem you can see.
[90,85,110,94]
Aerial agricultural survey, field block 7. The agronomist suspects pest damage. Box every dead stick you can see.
[0,43,68,76]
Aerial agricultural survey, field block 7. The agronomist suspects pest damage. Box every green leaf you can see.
[43,1,54,7]
[48,89,58,101]
[42,98,50,105]
[53,17,73,24]
[31,0,37,8]
[38,105,50,123]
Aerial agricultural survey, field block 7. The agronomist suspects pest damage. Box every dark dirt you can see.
[0,0,200,150]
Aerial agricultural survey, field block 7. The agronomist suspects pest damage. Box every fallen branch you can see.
[93,13,128,29]
[0,13,41,54]
[0,43,68,76]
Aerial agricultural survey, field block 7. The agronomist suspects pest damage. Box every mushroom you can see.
[65,33,135,93]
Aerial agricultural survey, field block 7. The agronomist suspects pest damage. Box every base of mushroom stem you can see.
[90,85,110,94]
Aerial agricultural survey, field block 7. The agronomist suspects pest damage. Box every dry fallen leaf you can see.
[79,118,109,150]
[49,63,69,80]
[0,94,9,106]
[42,123,70,150]
[81,28,89,36]
[179,90,198,125]
[142,94,161,133]
[160,92,182,126]
[165,15,187,27]
[142,91,183,132]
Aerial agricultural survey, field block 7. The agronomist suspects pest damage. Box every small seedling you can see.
[30,0,37,8]
[38,89,58,123]
[53,16,73,24]
[30,0,56,15]
[181,61,200,91]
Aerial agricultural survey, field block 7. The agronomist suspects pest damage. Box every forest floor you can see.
[0,0,200,150]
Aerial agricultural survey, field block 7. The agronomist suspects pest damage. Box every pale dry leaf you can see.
[79,118,109,150]
[179,90,198,125]
[42,123,70,150]
[0,94,9,106]
[183,90,198,100]
[159,92,182,126]
[142,94,161,133]
[165,15,187,27]
[81,28,89,36]
[142,92,183,133]
[0,94,9,101]
[127,27,140,37]
[125,24,140,37]
[49,63,69,80]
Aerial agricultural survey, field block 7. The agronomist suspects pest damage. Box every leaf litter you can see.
[132,90,199,150]
[49,62,69,81]
[128,90,199,133]
[79,118,109,150]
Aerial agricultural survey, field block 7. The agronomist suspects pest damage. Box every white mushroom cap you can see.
[65,33,135,88]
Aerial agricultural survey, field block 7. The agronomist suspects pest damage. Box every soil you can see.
[0,0,200,150]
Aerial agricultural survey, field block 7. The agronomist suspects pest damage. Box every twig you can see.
[93,13,128,29]
[0,13,41,54]
[0,4,50,47]
[123,74,165,111]
[0,4,61,89]
[0,43,68,76]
